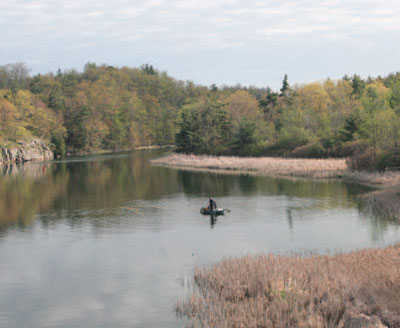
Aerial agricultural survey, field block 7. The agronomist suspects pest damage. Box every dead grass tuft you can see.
[361,186,400,220]
[343,171,400,187]
[176,245,400,327]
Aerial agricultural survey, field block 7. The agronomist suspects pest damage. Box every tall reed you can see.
[151,153,347,179]
[177,245,400,327]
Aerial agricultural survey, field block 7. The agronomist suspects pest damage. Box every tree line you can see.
[1,62,400,170]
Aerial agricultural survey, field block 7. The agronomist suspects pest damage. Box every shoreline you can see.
[65,144,174,157]
[0,144,174,166]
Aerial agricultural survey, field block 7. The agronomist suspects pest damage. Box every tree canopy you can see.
[1,63,400,170]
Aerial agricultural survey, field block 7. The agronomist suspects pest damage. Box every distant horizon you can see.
[1,0,400,90]
[3,60,399,92]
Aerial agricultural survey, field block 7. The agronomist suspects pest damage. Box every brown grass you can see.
[176,245,400,328]
[361,187,400,220]
[151,153,347,179]
[342,171,400,220]
[343,171,400,188]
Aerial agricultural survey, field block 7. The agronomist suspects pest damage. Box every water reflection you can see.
[0,162,69,231]
[0,150,380,234]
[0,151,399,328]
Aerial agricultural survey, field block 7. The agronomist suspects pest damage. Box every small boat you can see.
[200,207,225,215]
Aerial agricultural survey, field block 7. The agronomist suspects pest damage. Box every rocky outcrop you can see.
[0,139,53,164]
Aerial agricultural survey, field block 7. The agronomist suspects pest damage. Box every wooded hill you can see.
[1,63,400,170]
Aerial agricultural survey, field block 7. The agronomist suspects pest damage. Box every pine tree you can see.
[280,74,290,96]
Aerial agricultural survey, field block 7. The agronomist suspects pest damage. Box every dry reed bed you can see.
[362,187,400,220]
[177,245,400,328]
[151,153,347,179]
[343,172,400,220]
[343,171,400,188]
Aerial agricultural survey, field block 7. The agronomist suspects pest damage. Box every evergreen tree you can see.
[339,110,363,142]
[140,64,157,75]
[280,74,290,96]
[231,120,257,155]
[350,75,365,98]
[30,74,44,94]
[176,108,198,153]
[67,106,90,150]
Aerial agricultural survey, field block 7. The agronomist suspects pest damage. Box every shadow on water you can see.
[0,149,380,234]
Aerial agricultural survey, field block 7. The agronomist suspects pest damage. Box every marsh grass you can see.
[176,245,400,327]
[343,171,400,220]
[343,171,400,187]
[361,187,400,220]
[151,153,347,179]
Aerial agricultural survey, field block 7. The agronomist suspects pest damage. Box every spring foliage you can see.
[1,63,400,169]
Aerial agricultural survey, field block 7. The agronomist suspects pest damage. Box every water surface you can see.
[0,150,399,327]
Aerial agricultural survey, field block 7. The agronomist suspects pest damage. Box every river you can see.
[0,150,399,327]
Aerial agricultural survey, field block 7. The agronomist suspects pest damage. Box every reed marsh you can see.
[151,153,347,179]
[176,245,400,328]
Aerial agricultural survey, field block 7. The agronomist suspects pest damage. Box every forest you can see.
[1,62,400,170]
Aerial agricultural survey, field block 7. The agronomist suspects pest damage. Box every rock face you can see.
[0,139,53,164]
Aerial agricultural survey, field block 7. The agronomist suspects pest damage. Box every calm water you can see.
[0,150,399,327]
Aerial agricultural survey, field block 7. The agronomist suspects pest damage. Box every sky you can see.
[1,0,400,89]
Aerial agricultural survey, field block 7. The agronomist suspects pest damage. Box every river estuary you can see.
[0,150,399,327]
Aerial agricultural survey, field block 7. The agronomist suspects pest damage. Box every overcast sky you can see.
[1,0,399,89]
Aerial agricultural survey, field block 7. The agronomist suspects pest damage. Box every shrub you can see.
[290,142,325,158]
[51,133,66,158]
[338,140,368,157]
[347,147,378,171]
[377,150,400,171]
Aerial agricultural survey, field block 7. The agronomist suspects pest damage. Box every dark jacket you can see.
[209,198,217,210]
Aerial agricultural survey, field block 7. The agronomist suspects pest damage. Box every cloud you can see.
[1,0,399,86]
[1,0,399,46]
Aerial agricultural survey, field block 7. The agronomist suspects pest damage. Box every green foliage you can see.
[140,64,158,75]
[377,150,400,171]
[67,105,89,150]
[231,119,257,156]
[390,80,400,112]
[30,74,44,94]
[290,142,325,158]
[51,133,66,158]
[340,110,363,142]
[175,107,199,153]
[350,75,366,98]
[1,62,400,171]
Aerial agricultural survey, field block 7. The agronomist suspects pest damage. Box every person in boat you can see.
[208,197,217,211]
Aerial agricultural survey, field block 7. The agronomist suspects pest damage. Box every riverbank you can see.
[0,139,53,164]
[176,244,400,328]
[65,144,174,157]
